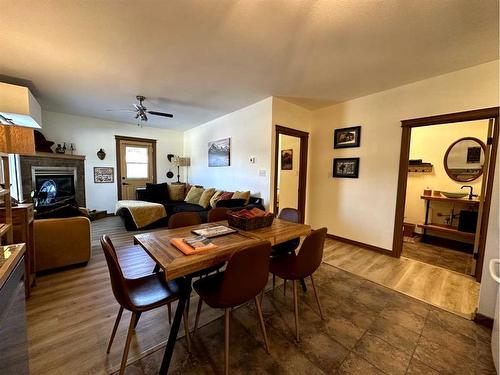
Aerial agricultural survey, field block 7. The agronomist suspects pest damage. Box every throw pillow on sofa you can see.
[185,186,205,205]
[232,191,250,204]
[199,188,216,208]
[145,182,169,202]
[217,192,233,203]
[209,190,224,208]
[168,184,186,201]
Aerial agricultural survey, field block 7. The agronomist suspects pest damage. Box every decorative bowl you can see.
[441,192,468,199]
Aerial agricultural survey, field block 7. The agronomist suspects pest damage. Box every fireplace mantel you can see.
[21,152,86,161]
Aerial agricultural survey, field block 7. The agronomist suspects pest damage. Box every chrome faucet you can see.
[461,185,477,200]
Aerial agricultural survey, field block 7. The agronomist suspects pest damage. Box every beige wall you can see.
[405,120,489,232]
[307,60,499,317]
[278,134,301,210]
[183,98,273,206]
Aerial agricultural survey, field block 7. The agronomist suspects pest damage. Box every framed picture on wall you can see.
[208,138,231,167]
[281,149,293,170]
[333,126,361,148]
[333,157,359,178]
[94,167,114,183]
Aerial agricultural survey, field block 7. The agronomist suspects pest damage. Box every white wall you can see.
[183,98,273,205]
[405,120,488,233]
[40,111,184,212]
[308,60,499,317]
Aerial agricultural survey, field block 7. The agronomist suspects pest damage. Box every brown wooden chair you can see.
[101,235,191,375]
[168,211,202,228]
[207,207,230,222]
[271,208,306,292]
[269,227,327,341]
[192,241,272,375]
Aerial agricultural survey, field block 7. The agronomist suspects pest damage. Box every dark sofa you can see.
[116,184,265,231]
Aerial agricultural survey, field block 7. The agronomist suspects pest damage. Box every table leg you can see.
[159,276,192,374]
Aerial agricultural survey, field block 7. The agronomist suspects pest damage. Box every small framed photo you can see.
[334,126,361,148]
[94,167,114,183]
[281,149,293,170]
[333,158,360,178]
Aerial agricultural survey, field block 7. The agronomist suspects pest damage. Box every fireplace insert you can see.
[31,167,77,206]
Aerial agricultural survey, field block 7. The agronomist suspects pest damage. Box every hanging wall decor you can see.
[333,126,361,148]
[94,167,114,183]
[97,148,106,160]
[208,138,230,167]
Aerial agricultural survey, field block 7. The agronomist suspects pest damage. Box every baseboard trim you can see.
[473,313,494,329]
[326,234,395,257]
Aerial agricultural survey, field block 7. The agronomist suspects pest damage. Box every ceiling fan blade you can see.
[105,109,135,112]
[147,110,174,118]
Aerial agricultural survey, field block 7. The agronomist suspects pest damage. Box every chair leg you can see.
[183,308,191,353]
[292,280,299,342]
[118,312,136,375]
[300,278,307,292]
[107,306,124,353]
[167,302,172,325]
[133,311,142,329]
[272,273,276,295]
[152,264,160,273]
[310,275,324,320]
[260,289,264,306]
[283,279,287,296]
[194,298,203,332]
[254,297,270,354]
[224,308,230,375]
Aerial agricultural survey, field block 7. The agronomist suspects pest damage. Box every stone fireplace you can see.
[20,153,86,207]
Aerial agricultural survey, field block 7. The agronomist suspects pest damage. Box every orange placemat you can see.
[170,238,218,255]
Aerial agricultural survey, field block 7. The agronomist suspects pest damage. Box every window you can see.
[125,146,149,178]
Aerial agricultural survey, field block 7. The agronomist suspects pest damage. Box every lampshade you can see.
[172,156,190,167]
[0,125,35,154]
[0,82,42,128]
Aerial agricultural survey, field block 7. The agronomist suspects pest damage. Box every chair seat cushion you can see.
[193,272,225,308]
[269,253,302,280]
[127,273,184,310]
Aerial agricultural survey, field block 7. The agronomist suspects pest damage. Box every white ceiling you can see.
[1,0,498,131]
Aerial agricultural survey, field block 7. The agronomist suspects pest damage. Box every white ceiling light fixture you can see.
[0,82,42,128]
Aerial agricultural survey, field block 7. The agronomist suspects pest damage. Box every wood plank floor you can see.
[26,216,225,374]
[323,239,480,318]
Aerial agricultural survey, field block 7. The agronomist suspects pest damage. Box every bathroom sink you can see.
[441,192,468,199]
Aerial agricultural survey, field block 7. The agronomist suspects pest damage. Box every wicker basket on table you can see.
[227,211,275,231]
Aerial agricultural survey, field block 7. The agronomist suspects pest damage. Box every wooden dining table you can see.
[133,218,311,374]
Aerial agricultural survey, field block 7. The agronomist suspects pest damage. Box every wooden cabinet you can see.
[0,204,35,297]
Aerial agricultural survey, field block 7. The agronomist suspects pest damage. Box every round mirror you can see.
[444,137,486,182]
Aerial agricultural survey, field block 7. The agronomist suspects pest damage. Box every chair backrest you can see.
[295,227,327,278]
[168,212,202,229]
[219,241,271,306]
[207,207,229,223]
[100,235,134,310]
[279,208,300,223]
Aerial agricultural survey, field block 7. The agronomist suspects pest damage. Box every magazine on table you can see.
[191,225,237,238]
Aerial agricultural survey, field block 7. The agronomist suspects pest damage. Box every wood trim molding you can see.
[473,313,494,329]
[115,135,158,200]
[394,108,499,282]
[326,233,395,257]
[401,107,499,128]
[273,125,309,223]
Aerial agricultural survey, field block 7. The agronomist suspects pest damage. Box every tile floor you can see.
[120,264,495,374]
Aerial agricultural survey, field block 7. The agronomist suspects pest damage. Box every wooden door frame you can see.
[273,125,309,223]
[115,135,157,200]
[392,107,499,282]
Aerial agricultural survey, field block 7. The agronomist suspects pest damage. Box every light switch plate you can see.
[259,169,266,177]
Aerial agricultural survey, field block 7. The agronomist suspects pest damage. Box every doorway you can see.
[273,125,309,222]
[393,108,499,282]
[116,136,157,200]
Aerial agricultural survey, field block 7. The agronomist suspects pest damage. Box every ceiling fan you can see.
[107,95,174,122]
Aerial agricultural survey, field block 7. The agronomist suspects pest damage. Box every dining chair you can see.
[101,235,191,375]
[207,207,230,222]
[269,227,327,341]
[271,208,307,293]
[192,241,272,375]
